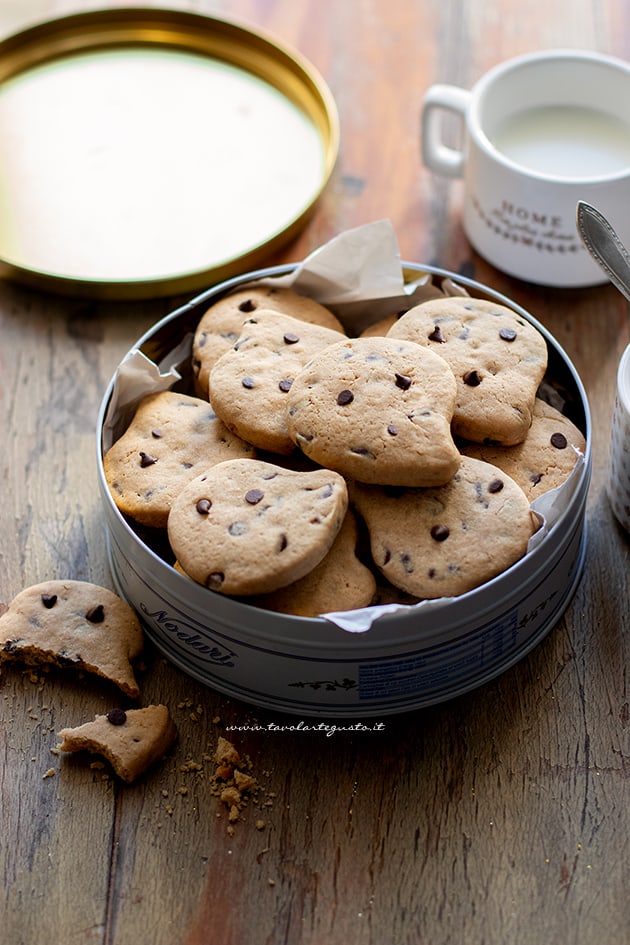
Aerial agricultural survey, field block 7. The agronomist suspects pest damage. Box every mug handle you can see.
[421,84,471,178]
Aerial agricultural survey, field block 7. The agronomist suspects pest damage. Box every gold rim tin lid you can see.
[0,7,339,298]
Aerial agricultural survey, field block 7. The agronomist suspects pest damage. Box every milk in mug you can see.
[490,105,630,179]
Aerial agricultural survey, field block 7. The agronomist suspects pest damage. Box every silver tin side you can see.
[96,263,592,717]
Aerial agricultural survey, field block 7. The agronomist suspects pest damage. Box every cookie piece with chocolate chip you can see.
[58,704,177,783]
[103,391,257,528]
[208,311,346,454]
[349,456,537,599]
[387,296,548,445]
[460,397,586,501]
[192,285,344,398]
[167,458,348,595]
[0,580,143,696]
[285,336,460,486]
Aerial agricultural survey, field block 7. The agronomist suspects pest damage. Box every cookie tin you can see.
[96,261,592,717]
[0,8,338,299]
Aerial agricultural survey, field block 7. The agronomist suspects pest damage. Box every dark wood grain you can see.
[1,2,629,944]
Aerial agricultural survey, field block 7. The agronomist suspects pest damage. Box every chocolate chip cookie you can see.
[58,704,177,782]
[167,458,348,595]
[192,285,344,397]
[460,397,586,501]
[0,580,144,697]
[250,509,377,616]
[387,296,548,445]
[349,456,537,598]
[104,390,256,528]
[208,310,346,454]
[285,335,461,486]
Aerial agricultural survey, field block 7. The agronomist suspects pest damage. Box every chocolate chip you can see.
[395,373,412,390]
[151,428,163,438]
[550,432,568,449]
[428,325,446,343]
[106,708,127,726]
[279,378,293,392]
[337,389,354,405]
[196,498,212,515]
[401,553,414,573]
[283,332,300,345]
[463,370,481,386]
[488,478,504,493]
[427,567,436,579]
[207,572,225,589]
[530,472,542,485]
[85,604,105,623]
[387,423,398,436]
[241,376,255,389]
[139,451,157,467]
[499,327,517,341]
[430,524,450,541]
[41,594,57,609]
[238,299,256,312]
[245,489,264,505]
[278,534,288,552]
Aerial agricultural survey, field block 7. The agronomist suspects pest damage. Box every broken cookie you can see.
[58,704,177,783]
[0,580,143,697]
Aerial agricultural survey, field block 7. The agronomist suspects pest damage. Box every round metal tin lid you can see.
[0,7,339,298]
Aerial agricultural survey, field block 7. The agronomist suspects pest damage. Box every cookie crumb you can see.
[180,758,203,773]
[211,736,259,831]
[42,768,55,779]
[215,736,241,767]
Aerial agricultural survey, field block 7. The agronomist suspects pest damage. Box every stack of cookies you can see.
[103,286,586,616]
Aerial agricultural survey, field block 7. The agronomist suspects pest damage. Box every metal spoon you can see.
[576,200,630,301]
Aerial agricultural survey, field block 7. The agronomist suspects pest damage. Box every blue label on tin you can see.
[358,611,518,700]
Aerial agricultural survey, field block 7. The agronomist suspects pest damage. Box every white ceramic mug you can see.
[421,49,630,287]
[607,343,630,532]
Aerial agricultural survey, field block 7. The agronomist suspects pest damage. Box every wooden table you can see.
[2,2,629,943]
